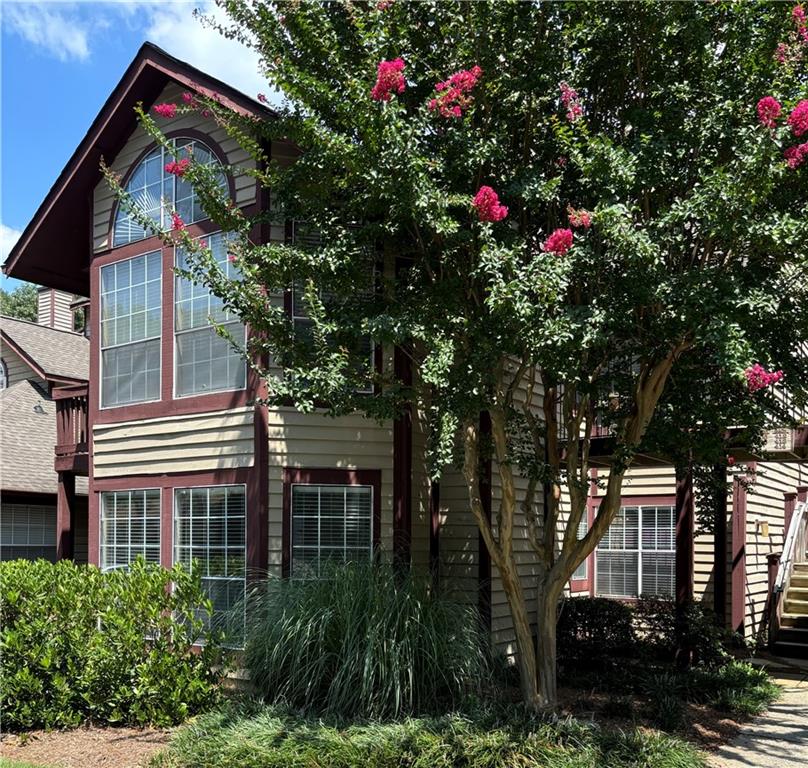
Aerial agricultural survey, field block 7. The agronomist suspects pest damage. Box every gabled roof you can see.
[2,42,272,295]
[0,379,87,495]
[1,315,89,383]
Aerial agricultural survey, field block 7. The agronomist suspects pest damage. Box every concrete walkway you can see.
[709,660,808,768]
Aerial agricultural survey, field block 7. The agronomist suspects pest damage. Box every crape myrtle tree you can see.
[108,1,808,709]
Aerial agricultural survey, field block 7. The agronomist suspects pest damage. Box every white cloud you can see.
[0,223,23,263]
[3,3,90,62]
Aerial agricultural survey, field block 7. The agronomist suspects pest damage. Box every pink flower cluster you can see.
[567,206,592,229]
[775,4,807,65]
[257,93,269,104]
[542,228,574,255]
[794,4,808,40]
[745,364,784,393]
[153,103,177,119]
[559,81,583,122]
[376,0,393,9]
[784,143,808,169]
[171,212,186,232]
[757,96,782,128]
[429,65,482,118]
[371,58,406,101]
[472,186,508,222]
[787,99,808,137]
[165,158,191,177]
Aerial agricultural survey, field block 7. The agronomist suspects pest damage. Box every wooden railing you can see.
[769,500,808,646]
[53,383,89,475]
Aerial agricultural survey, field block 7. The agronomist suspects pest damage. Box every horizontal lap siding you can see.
[266,408,394,577]
[92,406,254,477]
[93,83,256,253]
[438,464,478,606]
[744,461,807,637]
[410,400,431,572]
[0,345,44,389]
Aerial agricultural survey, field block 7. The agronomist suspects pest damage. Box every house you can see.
[3,43,806,656]
[1,289,90,561]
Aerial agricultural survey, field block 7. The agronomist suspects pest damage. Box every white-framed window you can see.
[99,489,161,570]
[100,251,162,408]
[596,504,675,598]
[0,358,7,390]
[173,485,246,631]
[571,516,588,581]
[174,232,246,397]
[290,484,373,577]
[113,138,227,246]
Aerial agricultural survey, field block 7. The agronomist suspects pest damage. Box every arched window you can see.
[0,358,7,390]
[113,138,227,247]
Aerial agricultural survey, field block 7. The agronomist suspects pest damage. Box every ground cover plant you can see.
[0,559,222,730]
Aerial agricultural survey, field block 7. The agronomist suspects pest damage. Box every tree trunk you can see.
[535,582,559,708]
[499,562,541,708]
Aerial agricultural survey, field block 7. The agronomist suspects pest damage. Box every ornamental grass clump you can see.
[243,563,492,719]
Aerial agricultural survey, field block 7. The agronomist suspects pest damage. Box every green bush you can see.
[634,597,737,667]
[244,563,492,719]
[151,702,707,768]
[0,558,222,730]
[686,661,779,717]
[557,597,636,671]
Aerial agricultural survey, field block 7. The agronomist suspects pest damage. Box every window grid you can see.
[113,139,225,246]
[100,251,162,408]
[571,516,588,582]
[99,490,161,571]
[291,484,373,578]
[173,485,246,632]
[174,232,246,397]
[596,505,675,598]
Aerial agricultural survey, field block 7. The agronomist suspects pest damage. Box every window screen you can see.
[291,484,373,577]
[100,490,161,570]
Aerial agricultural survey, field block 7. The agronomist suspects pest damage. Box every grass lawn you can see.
[0,760,52,768]
[150,702,708,768]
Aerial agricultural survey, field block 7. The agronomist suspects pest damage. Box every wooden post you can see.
[56,471,75,560]
[784,492,797,539]
[675,465,695,607]
[429,480,441,588]
[713,465,728,624]
[478,411,492,631]
[731,477,748,635]
[766,552,781,650]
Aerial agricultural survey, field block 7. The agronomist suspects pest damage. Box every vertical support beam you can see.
[798,485,808,504]
[713,465,728,623]
[731,476,749,635]
[392,343,413,569]
[478,411,492,631]
[675,465,695,607]
[56,472,75,560]
[766,552,781,650]
[429,480,441,588]
[784,492,797,539]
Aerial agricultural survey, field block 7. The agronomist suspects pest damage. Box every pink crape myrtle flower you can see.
[794,4,808,39]
[784,142,808,168]
[165,158,191,177]
[756,96,782,128]
[745,364,784,393]
[472,186,508,222]
[371,58,406,101]
[542,228,574,255]
[567,205,592,229]
[787,100,808,137]
[171,212,186,232]
[377,0,393,9]
[153,103,177,119]
[559,81,583,122]
[429,65,482,118]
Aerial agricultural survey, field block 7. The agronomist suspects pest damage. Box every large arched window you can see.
[113,138,227,247]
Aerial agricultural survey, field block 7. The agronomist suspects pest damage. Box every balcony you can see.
[53,383,89,475]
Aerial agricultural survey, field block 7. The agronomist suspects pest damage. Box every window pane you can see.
[596,551,639,598]
[100,490,161,571]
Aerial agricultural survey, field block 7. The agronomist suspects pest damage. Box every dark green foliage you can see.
[244,563,493,719]
[557,597,636,671]
[151,701,706,768]
[0,559,222,730]
[686,661,779,717]
[0,283,38,322]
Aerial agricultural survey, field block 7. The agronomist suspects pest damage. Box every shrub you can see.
[243,563,492,719]
[557,597,636,671]
[634,597,737,667]
[686,661,779,717]
[151,701,707,768]
[0,558,222,730]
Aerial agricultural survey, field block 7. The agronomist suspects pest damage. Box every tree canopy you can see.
[0,282,38,322]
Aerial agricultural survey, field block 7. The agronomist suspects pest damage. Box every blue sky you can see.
[1,0,266,290]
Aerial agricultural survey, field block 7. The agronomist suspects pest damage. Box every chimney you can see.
[37,288,75,332]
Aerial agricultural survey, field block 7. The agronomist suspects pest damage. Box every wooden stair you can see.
[774,562,808,659]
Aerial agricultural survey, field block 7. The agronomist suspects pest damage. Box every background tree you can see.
[0,282,38,322]
[113,0,808,709]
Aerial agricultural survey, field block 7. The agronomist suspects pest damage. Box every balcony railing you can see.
[53,383,89,475]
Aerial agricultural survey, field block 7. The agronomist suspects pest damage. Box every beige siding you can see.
[437,463,478,606]
[0,344,45,389]
[744,461,807,637]
[266,408,394,577]
[410,399,432,572]
[93,82,256,253]
[93,407,254,477]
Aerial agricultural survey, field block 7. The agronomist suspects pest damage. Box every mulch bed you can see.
[0,725,170,768]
